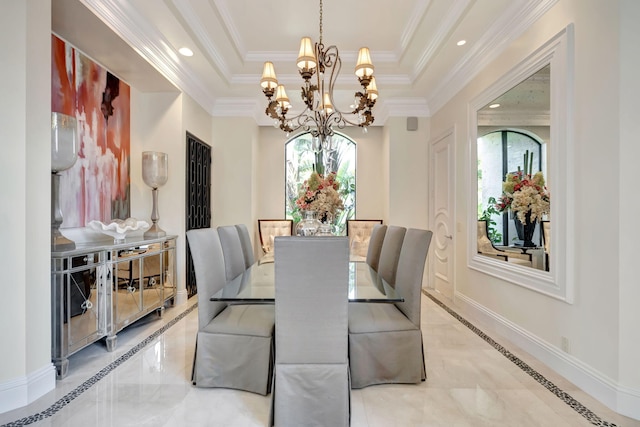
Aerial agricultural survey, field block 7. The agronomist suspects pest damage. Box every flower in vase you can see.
[495,170,550,223]
[295,171,344,221]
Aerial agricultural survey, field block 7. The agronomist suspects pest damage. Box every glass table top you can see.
[210,260,402,303]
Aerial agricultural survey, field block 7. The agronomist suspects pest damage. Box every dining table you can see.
[210,258,402,303]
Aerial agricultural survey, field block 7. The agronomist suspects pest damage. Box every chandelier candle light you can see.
[51,112,79,250]
[260,0,377,153]
[142,151,169,238]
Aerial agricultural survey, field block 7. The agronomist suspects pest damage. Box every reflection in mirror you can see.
[477,65,550,271]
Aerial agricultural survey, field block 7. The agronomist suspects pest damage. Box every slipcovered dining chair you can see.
[270,236,350,426]
[348,228,433,389]
[347,219,383,262]
[217,225,247,281]
[186,228,275,395]
[235,223,255,269]
[365,224,387,272]
[377,225,407,286]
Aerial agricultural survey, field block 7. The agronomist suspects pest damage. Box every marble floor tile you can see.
[1,293,638,427]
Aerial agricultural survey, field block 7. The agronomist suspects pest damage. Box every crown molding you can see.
[411,0,471,79]
[211,0,245,59]
[80,0,216,113]
[245,50,397,64]
[478,111,550,126]
[427,0,559,114]
[379,98,430,118]
[397,0,432,58]
[172,0,232,82]
[80,0,557,128]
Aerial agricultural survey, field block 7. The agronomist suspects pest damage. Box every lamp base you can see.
[51,173,76,251]
[144,223,166,239]
[52,228,76,251]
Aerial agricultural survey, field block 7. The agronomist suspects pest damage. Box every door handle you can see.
[444,234,453,239]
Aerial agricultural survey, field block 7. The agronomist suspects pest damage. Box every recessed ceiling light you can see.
[178,47,194,57]
[456,40,466,46]
[489,103,500,109]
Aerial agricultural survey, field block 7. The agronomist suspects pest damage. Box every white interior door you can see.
[429,129,455,299]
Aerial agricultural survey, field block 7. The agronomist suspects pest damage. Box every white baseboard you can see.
[0,363,56,414]
[453,291,640,421]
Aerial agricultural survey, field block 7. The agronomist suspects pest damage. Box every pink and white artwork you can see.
[51,34,131,228]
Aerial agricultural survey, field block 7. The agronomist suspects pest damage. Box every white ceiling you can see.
[51,0,556,126]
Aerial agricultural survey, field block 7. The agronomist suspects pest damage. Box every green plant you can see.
[479,196,503,243]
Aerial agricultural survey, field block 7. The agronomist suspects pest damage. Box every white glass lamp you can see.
[51,112,79,250]
[142,151,168,238]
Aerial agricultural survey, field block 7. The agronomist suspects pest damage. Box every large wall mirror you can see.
[468,26,574,302]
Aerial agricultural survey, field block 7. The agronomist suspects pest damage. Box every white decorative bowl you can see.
[88,218,150,242]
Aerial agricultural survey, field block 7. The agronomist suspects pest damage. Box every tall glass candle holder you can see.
[51,112,79,250]
[142,151,169,238]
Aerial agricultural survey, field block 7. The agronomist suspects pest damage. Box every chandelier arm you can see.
[325,45,340,110]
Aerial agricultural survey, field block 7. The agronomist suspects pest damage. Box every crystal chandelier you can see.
[260,0,378,152]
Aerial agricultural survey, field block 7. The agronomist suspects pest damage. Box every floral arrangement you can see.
[295,171,344,221]
[495,170,550,223]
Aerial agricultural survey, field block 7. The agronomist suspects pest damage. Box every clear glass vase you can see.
[316,212,334,236]
[296,210,321,236]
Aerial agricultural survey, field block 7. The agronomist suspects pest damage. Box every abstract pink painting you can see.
[51,34,131,228]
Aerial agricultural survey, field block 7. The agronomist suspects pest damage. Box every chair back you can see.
[477,219,500,254]
[185,228,227,328]
[235,223,255,268]
[258,219,293,254]
[377,225,407,285]
[394,228,433,327]
[275,236,349,363]
[217,225,246,281]
[365,224,387,271]
[273,236,350,426]
[542,220,550,253]
[347,219,383,258]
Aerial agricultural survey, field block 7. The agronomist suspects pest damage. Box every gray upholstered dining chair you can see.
[217,225,247,281]
[348,228,433,389]
[377,225,407,286]
[270,236,350,426]
[235,223,255,268]
[365,224,387,272]
[186,228,275,395]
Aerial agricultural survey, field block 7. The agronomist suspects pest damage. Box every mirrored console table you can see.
[51,235,177,379]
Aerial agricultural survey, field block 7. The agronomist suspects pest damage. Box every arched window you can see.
[478,129,546,245]
[285,132,356,235]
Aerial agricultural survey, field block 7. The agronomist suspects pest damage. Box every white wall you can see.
[385,117,430,229]
[211,117,257,227]
[618,0,640,396]
[430,0,639,418]
[0,0,56,412]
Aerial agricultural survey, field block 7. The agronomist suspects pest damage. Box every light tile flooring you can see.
[2,291,639,427]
